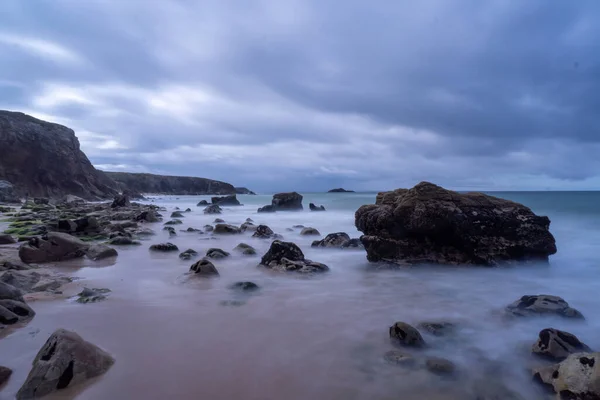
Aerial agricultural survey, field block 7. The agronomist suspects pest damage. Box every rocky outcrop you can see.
[328,188,354,193]
[257,192,303,212]
[16,329,114,399]
[505,295,584,319]
[533,352,600,399]
[532,329,591,360]
[211,195,241,206]
[355,182,557,266]
[104,171,236,195]
[235,187,256,195]
[259,240,329,273]
[252,225,276,239]
[0,111,119,200]
[0,180,20,203]
[19,233,89,263]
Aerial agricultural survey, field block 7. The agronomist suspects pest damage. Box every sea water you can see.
[1,191,599,399]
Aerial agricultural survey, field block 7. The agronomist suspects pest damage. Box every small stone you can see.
[164,219,183,225]
[214,218,225,223]
[300,227,320,236]
[149,243,179,252]
[425,357,456,375]
[171,211,184,218]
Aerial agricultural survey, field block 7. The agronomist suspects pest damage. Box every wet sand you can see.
[1,197,598,399]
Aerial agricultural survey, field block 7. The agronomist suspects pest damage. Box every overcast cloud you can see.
[0,0,598,192]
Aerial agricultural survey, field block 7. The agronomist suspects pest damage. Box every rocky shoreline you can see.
[0,184,597,399]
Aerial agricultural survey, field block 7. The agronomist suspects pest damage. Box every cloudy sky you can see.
[1,0,598,192]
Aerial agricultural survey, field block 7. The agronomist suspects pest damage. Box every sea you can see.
[1,191,599,399]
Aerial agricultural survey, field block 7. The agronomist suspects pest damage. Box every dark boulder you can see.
[311,232,350,248]
[211,195,241,206]
[355,182,557,265]
[197,200,209,206]
[107,237,141,246]
[240,221,257,232]
[189,259,219,276]
[259,240,329,273]
[252,225,275,239]
[204,204,222,214]
[164,219,183,225]
[309,203,326,211]
[213,224,241,234]
[19,233,88,263]
[206,248,230,259]
[16,329,114,399]
[230,281,260,291]
[505,295,584,319]
[149,243,179,252]
[300,227,320,236]
[135,210,160,223]
[110,194,130,208]
[532,328,591,360]
[0,234,16,245]
[234,243,257,255]
[171,211,184,218]
[179,249,198,260]
[214,218,225,223]
[272,192,303,210]
[257,205,276,213]
[0,366,12,386]
[389,322,426,348]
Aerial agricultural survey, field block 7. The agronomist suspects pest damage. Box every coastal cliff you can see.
[0,110,118,200]
[104,172,236,195]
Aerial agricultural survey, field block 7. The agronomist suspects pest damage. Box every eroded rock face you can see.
[505,295,584,319]
[19,233,89,263]
[0,180,20,203]
[389,322,426,348]
[259,240,329,273]
[311,232,350,248]
[0,282,35,327]
[533,329,591,360]
[533,352,600,399]
[211,195,241,206]
[16,329,114,399]
[355,182,557,266]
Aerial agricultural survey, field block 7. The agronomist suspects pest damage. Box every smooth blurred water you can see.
[0,191,599,400]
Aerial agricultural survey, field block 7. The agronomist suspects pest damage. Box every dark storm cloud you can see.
[0,0,599,191]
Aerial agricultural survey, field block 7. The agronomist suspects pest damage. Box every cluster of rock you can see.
[355,182,557,266]
[258,192,303,212]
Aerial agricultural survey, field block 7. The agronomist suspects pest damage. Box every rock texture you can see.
[505,295,584,319]
[0,111,119,200]
[17,329,114,399]
[86,244,118,261]
[533,329,591,360]
[104,171,236,195]
[258,192,303,212]
[259,240,329,273]
[533,352,600,399]
[0,234,16,244]
[19,233,89,263]
[355,182,557,265]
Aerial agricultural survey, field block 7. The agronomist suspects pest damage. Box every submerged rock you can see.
[86,244,118,260]
[532,328,591,360]
[206,248,230,259]
[189,259,219,276]
[389,322,426,348]
[203,204,222,214]
[16,329,114,399]
[309,203,326,211]
[355,182,557,265]
[311,232,350,248]
[533,352,600,399]
[259,240,329,273]
[164,219,183,225]
[425,357,456,376]
[204,225,214,233]
[383,350,416,367]
[340,238,364,249]
[234,243,257,255]
[179,249,199,260]
[1,270,71,294]
[76,288,111,303]
[135,210,159,222]
[300,227,320,236]
[0,298,35,326]
[19,233,88,263]
[213,224,241,235]
[418,321,456,337]
[214,218,225,223]
[505,295,584,319]
[257,205,276,213]
[240,222,257,232]
[149,243,179,252]
[170,211,184,218]
[230,281,260,292]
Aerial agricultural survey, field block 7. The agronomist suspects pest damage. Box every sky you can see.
[0,0,599,192]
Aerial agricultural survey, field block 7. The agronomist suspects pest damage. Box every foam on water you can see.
[0,191,599,399]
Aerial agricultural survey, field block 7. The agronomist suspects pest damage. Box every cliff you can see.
[104,172,236,195]
[0,111,119,200]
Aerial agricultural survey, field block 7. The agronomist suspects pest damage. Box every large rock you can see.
[300,227,320,236]
[272,192,303,210]
[206,248,230,259]
[16,329,114,399]
[211,195,241,206]
[259,240,329,273]
[0,111,119,200]
[533,329,591,360]
[533,352,600,399]
[0,180,20,203]
[58,216,99,234]
[204,204,222,214]
[355,182,557,265]
[104,171,236,195]
[0,234,16,244]
[505,295,584,319]
[19,232,89,263]
[257,205,276,213]
[135,210,160,223]
[213,224,241,234]
[311,232,350,248]
[110,194,130,208]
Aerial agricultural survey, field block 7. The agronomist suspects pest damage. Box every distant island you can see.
[328,188,355,193]
[235,187,256,195]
